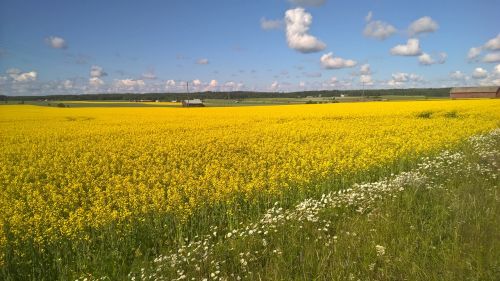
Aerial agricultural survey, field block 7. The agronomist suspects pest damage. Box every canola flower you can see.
[0,99,500,264]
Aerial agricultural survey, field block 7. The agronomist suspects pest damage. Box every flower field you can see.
[1,99,499,280]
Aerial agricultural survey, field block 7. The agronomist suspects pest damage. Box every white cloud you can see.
[205,79,218,91]
[90,65,107,78]
[320,52,357,69]
[196,58,209,65]
[365,11,373,22]
[484,34,500,50]
[408,16,438,36]
[288,0,325,6]
[363,20,397,40]
[5,69,37,82]
[387,72,422,86]
[115,79,145,89]
[478,77,500,86]
[390,39,422,56]
[467,47,482,60]
[483,52,500,63]
[494,64,500,75]
[299,81,306,88]
[260,17,283,30]
[89,77,104,87]
[472,67,488,79]
[285,8,326,53]
[359,64,371,75]
[270,81,279,91]
[418,52,446,65]
[209,79,218,87]
[222,81,244,91]
[192,79,202,86]
[45,36,67,49]
[419,53,434,65]
[360,74,373,85]
[449,70,466,80]
[13,71,37,82]
[166,80,176,86]
[62,80,73,89]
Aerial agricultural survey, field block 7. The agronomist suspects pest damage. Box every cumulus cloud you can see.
[45,36,67,49]
[408,16,438,36]
[204,79,218,91]
[320,52,357,69]
[467,47,482,60]
[360,64,371,75]
[261,17,283,30]
[5,68,37,82]
[285,8,326,53]
[418,53,433,65]
[62,80,73,89]
[483,52,500,63]
[89,77,104,87]
[221,81,244,91]
[449,70,466,80]
[494,64,500,75]
[363,12,397,41]
[13,71,37,82]
[196,58,209,65]
[387,72,422,86]
[209,79,218,87]
[418,52,446,65]
[484,34,500,50]
[472,67,488,79]
[288,0,325,6]
[90,65,107,78]
[115,79,145,89]
[192,79,202,86]
[270,81,279,91]
[360,74,373,85]
[165,79,176,89]
[390,39,422,56]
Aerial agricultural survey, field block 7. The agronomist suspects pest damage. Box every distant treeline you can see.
[0,88,451,101]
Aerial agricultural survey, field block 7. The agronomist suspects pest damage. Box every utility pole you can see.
[362,81,365,98]
[186,81,190,101]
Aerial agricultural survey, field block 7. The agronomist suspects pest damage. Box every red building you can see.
[450,87,500,99]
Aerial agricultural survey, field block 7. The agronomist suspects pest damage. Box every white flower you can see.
[375,245,386,256]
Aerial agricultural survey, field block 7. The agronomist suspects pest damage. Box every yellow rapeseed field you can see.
[0,100,499,261]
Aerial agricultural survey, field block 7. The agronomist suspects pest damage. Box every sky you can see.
[0,0,499,96]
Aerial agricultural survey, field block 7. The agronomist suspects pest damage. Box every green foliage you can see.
[5,88,452,102]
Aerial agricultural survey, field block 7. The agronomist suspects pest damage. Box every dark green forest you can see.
[0,88,451,101]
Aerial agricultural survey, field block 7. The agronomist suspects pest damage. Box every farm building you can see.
[450,87,500,99]
[182,99,205,107]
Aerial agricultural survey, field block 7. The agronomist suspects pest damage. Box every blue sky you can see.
[0,0,499,95]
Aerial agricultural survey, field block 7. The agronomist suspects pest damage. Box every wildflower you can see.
[375,245,386,257]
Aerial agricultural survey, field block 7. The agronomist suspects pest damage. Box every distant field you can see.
[1,100,499,280]
[1,95,449,108]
